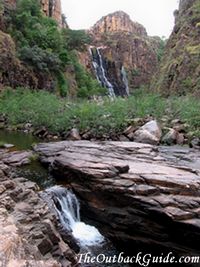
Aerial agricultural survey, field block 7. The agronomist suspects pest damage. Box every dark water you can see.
[0,130,130,266]
[0,130,40,150]
[0,129,56,189]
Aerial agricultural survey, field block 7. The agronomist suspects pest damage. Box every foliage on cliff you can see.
[151,0,200,96]
[0,0,104,97]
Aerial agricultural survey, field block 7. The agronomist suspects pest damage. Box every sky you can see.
[61,0,179,38]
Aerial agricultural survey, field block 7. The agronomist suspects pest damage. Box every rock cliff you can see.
[151,0,200,95]
[41,0,63,27]
[87,11,161,92]
[0,30,38,90]
[3,0,63,26]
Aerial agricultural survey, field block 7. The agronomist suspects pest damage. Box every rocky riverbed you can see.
[0,148,79,267]
[34,140,200,257]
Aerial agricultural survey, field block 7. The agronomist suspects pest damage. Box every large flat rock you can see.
[34,141,200,256]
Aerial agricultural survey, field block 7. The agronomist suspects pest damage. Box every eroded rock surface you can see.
[87,11,161,92]
[35,141,200,256]
[0,160,79,266]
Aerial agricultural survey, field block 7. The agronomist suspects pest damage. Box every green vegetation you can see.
[3,0,103,97]
[157,37,166,62]
[0,141,6,148]
[0,88,199,138]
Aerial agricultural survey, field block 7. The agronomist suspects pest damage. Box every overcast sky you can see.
[61,0,179,37]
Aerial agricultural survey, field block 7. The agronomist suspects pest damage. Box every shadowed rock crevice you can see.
[34,141,200,258]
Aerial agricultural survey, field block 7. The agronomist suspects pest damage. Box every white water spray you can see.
[121,66,130,96]
[46,186,104,247]
[90,47,115,97]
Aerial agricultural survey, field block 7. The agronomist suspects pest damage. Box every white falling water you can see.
[46,186,104,247]
[121,66,130,96]
[90,47,115,97]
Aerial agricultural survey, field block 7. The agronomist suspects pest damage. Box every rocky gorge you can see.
[79,11,162,96]
[0,0,200,265]
[1,131,200,267]
[0,147,79,267]
[34,140,200,260]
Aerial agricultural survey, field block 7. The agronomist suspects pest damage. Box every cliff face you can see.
[91,11,147,36]
[41,0,63,27]
[87,11,160,92]
[3,0,63,26]
[0,30,38,90]
[151,0,200,95]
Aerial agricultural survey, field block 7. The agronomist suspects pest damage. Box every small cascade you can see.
[46,186,104,247]
[121,66,130,96]
[90,47,115,97]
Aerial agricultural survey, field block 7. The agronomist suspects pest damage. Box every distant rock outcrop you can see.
[86,11,161,93]
[3,0,63,26]
[151,0,200,95]
[41,0,63,27]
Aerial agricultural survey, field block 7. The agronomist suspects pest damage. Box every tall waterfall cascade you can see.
[45,186,104,247]
[90,46,130,97]
[121,66,130,96]
[90,47,115,97]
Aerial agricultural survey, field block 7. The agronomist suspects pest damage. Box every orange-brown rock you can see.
[91,10,147,36]
[41,0,63,27]
[88,11,160,91]
[0,30,38,90]
[3,0,63,27]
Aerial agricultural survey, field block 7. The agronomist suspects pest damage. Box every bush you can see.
[62,29,91,51]
[1,88,199,137]
[4,0,104,98]
[19,45,61,73]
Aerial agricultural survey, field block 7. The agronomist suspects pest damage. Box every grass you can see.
[0,141,6,148]
[0,87,199,138]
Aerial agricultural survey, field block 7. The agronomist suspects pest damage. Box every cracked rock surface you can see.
[35,141,200,255]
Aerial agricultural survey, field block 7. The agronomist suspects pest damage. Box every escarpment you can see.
[151,0,200,95]
[84,11,162,95]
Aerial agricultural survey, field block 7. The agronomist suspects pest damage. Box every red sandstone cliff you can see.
[87,11,161,91]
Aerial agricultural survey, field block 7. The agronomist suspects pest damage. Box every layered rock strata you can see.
[0,151,79,267]
[35,141,200,257]
[86,11,160,92]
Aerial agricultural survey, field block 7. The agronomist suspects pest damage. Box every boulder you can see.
[133,120,162,145]
[162,129,185,145]
[67,128,81,141]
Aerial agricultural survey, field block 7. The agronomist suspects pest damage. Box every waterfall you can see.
[90,47,115,97]
[45,186,104,247]
[121,66,130,96]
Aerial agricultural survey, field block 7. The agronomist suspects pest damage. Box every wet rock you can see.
[35,140,200,256]
[0,162,79,266]
[133,120,162,145]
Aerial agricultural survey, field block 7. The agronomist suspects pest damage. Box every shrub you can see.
[19,45,61,73]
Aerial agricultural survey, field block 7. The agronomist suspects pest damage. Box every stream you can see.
[0,130,129,267]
